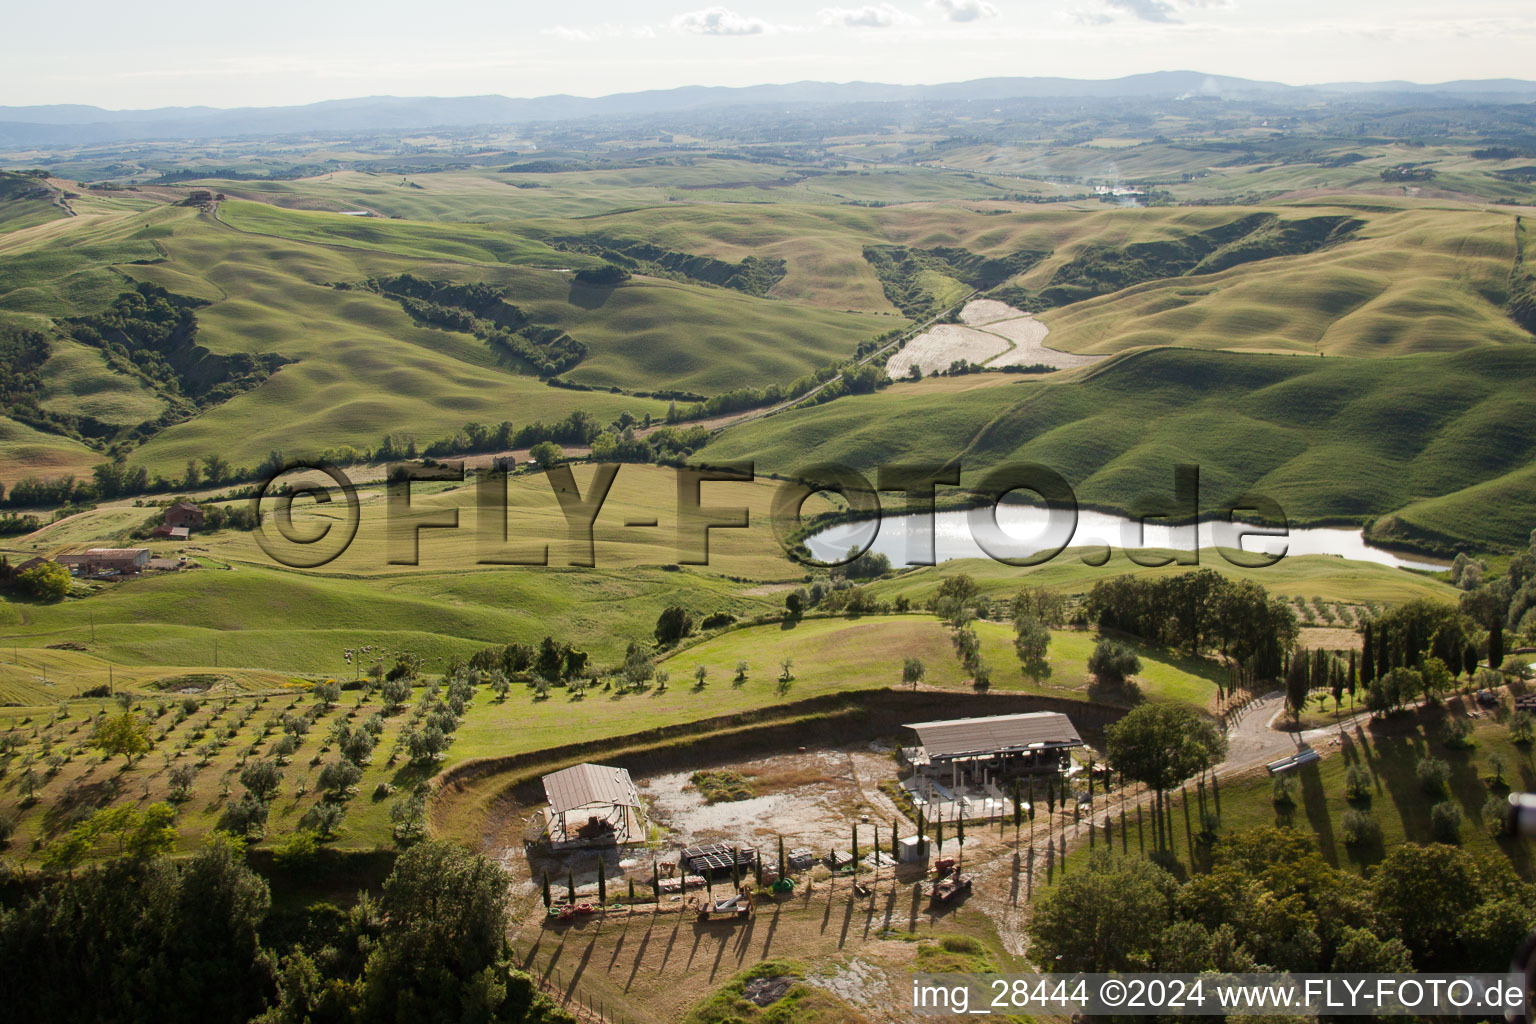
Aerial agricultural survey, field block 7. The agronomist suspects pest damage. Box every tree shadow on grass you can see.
[40,776,121,839]
[1297,762,1338,865]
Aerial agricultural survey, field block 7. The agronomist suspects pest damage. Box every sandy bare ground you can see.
[885,323,1008,378]
[886,298,1104,377]
[958,298,1025,326]
[640,744,908,854]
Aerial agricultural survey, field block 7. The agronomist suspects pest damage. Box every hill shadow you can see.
[567,282,617,309]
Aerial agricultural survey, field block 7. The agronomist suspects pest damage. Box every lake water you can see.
[803,506,1446,572]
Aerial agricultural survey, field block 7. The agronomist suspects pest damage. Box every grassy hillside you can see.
[701,345,1536,551]
[865,552,1457,607]
[1035,205,1528,356]
[657,616,1221,705]
[0,559,776,681]
[0,414,100,481]
[36,337,170,425]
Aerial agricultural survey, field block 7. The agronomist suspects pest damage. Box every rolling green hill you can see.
[700,345,1536,552]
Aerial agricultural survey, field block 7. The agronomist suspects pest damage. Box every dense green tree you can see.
[654,606,695,646]
[0,832,272,1024]
[15,560,70,600]
[240,758,284,803]
[1106,704,1226,815]
[1030,854,1177,972]
[92,712,151,764]
[1088,638,1141,686]
[1013,612,1052,682]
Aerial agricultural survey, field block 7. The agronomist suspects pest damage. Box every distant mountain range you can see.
[3,71,1535,148]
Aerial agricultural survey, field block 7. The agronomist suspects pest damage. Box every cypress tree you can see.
[542,870,551,909]
[567,868,576,904]
[598,858,606,904]
[1347,649,1358,706]
[778,835,786,878]
[891,818,899,859]
[653,861,660,905]
[1490,619,1504,672]
[1361,622,1375,684]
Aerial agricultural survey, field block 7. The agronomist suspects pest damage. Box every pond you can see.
[803,506,1446,572]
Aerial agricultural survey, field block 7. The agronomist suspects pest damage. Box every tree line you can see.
[0,836,573,1024]
[1083,569,1298,684]
[1030,827,1534,976]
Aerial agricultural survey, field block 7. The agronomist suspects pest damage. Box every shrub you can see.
[689,770,754,803]
[341,729,375,765]
[1088,638,1141,686]
[1416,757,1450,796]
[222,793,269,839]
[1343,764,1372,802]
[271,829,319,868]
[1271,774,1296,807]
[1483,796,1509,838]
[654,605,695,646]
[1440,717,1473,749]
[317,758,363,798]
[15,561,70,601]
[1341,808,1378,846]
[1430,801,1462,843]
[301,801,346,839]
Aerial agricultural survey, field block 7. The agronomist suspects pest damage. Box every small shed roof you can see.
[542,762,639,814]
[904,712,1082,760]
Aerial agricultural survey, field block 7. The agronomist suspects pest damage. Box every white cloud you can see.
[927,0,999,22]
[1072,0,1232,25]
[1105,0,1179,23]
[818,4,921,28]
[672,7,773,35]
[544,23,660,42]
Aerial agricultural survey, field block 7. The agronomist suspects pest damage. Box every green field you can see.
[701,345,1536,551]
[1073,701,1536,880]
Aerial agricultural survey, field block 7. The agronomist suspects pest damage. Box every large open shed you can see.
[901,711,1082,786]
[541,762,643,848]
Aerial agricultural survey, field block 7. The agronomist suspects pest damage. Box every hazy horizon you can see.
[6,0,1535,110]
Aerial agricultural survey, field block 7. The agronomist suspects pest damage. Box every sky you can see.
[5,0,1536,110]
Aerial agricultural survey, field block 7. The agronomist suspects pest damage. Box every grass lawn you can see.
[972,621,1224,706]
[1061,698,1536,883]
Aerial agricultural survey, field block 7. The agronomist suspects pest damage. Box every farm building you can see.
[151,525,191,540]
[56,548,151,576]
[162,502,205,530]
[541,762,643,848]
[900,711,1082,785]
